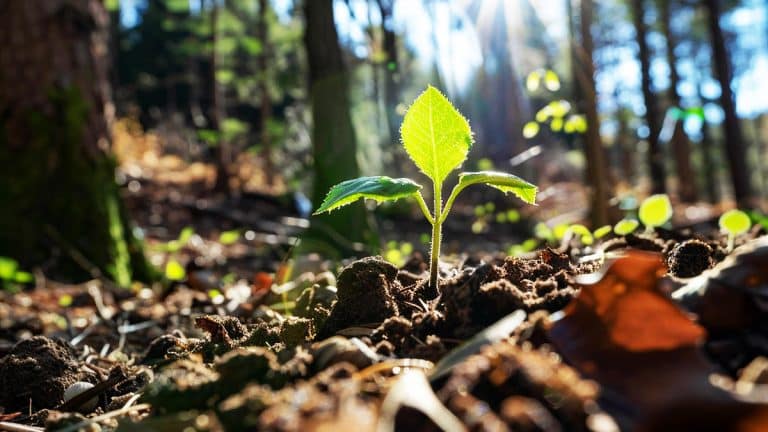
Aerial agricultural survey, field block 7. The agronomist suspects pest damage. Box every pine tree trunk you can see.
[0,0,152,285]
[660,0,697,202]
[303,0,375,253]
[631,0,666,195]
[704,0,753,206]
[577,0,610,226]
[258,0,274,187]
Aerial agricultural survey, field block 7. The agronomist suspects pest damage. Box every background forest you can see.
[1,0,768,286]
[4,1,768,431]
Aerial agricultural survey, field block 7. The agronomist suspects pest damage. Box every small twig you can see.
[56,374,124,412]
[0,422,44,432]
[55,403,151,432]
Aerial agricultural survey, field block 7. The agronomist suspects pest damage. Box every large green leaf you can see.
[314,176,422,214]
[400,86,473,183]
[457,171,537,204]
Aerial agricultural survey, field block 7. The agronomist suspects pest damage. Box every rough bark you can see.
[572,0,610,227]
[0,0,152,285]
[631,0,666,194]
[660,0,697,202]
[704,0,753,206]
[258,0,274,186]
[303,0,375,252]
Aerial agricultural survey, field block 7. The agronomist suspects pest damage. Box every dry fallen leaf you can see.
[549,250,768,431]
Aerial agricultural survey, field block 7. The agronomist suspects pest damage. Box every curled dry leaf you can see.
[549,250,768,431]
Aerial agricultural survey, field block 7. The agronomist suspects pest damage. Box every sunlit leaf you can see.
[400,86,473,183]
[565,115,587,133]
[553,223,570,240]
[684,107,705,120]
[219,230,240,245]
[719,209,752,236]
[526,71,541,92]
[639,194,673,228]
[569,224,593,245]
[544,69,561,91]
[178,226,195,245]
[105,0,119,11]
[457,171,537,205]
[314,176,422,214]
[614,218,640,236]
[165,260,186,281]
[534,223,553,241]
[59,294,73,307]
[13,271,33,284]
[550,117,564,132]
[593,225,612,239]
[535,105,552,122]
[0,257,18,280]
[522,121,540,139]
[240,37,262,55]
[166,0,189,13]
[548,100,571,117]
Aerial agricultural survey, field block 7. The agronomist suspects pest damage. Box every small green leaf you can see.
[400,86,473,184]
[550,117,564,132]
[219,230,240,245]
[614,218,640,236]
[178,226,195,245]
[638,194,673,228]
[165,260,186,281]
[535,105,553,122]
[569,224,593,245]
[593,225,612,239]
[522,122,540,139]
[314,176,422,214]
[719,209,752,236]
[526,71,541,92]
[544,70,561,91]
[13,271,33,284]
[59,294,73,307]
[457,172,537,205]
[0,257,18,280]
[547,100,571,117]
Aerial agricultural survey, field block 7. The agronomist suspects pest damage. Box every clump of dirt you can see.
[666,239,714,278]
[442,249,581,337]
[195,315,249,346]
[318,257,403,338]
[436,341,605,431]
[0,336,91,412]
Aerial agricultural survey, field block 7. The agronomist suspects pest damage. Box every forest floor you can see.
[1,140,768,431]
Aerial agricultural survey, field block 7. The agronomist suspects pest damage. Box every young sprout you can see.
[613,219,640,236]
[566,224,593,245]
[593,225,612,240]
[638,194,673,232]
[314,86,538,290]
[719,209,752,252]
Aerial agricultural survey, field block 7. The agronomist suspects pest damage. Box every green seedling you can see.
[613,219,640,236]
[638,194,673,232]
[314,86,538,290]
[719,209,752,252]
[593,225,612,239]
[566,224,593,246]
[0,256,34,293]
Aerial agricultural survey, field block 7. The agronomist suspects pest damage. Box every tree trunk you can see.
[209,0,229,194]
[376,0,399,147]
[576,0,610,226]
[697,78,720,203]
[631,0,666,195]
[0,0,152,285]
[660,0,697,202]
[704,0,753,206]
[258,0,274,186]
[303,0,376,253]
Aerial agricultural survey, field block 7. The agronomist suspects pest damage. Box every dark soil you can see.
[2,220,767,431]
[0,336,87,412]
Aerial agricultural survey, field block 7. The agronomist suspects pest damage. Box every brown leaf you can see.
[549,250,768,430]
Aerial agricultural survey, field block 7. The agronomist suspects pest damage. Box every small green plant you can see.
[314,86,537,290]
[719,209,752,252]
[0,256,34,293]
[593,225,612,239]
[638,194,673,232]
[613,219,640,236]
